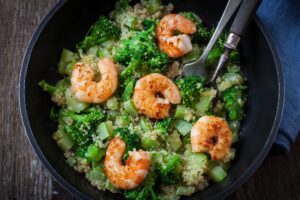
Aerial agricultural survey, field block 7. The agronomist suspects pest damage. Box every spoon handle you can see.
[198,0,242,64]
[209,0,261,85]
[230,0,261,36]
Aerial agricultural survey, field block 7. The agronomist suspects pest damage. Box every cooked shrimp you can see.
[191,116,233,161]
[71,58,118,103]
[156,13,196,58]
[104,137,150,190]
[133,73,181,119]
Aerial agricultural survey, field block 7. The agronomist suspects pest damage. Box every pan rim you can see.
[19,0,284,199]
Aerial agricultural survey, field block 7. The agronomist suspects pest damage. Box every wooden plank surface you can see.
[0,0,299,199]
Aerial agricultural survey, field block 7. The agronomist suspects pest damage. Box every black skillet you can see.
[19,0,284,199]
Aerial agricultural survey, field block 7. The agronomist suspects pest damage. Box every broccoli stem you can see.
[122,79,136,101]
[39,80,57,95]
[173,120,193,136]
[175,105,187,119]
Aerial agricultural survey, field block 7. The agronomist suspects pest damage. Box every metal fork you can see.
[182,0,243,77]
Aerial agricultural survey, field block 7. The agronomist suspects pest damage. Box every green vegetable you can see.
[124,171,159,200]
[175,75,205,106]
[140,117,153,132]
[218,72,244,92]
[49,107,59,121]
[123,100,138,116]
[58,49,77,75]
[59,107,104,153]
[65,88,90,113]
[106,96,119,111]
[113,128,141,161]
[84,144,106,162]
[97,121,114,140]
[167,132,182,152]
[114,29,170,82]
[221,86,245,121]
[141,136,160,150]
[153,151,182,185]
[52,127,74,152]
[175,105,187,119]
[122,79,136,101]
[77,16,121,51]
[207,165,227,182]
[88,165,106,181]
[194,89,217,115]
[155,117,173,135]
[229,120,240,142]
[142,0,162,14]
[115,115,131,127]
[176,186,195,196]
[39,79,68,106]
[182,44,202,64]
[173,120,193,136]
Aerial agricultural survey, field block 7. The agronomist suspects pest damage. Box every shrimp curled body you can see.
[71,58,118,103]
[104,137,150,190]
[133,73,181,119]
[191,116,233,161]
[156,14,197,58]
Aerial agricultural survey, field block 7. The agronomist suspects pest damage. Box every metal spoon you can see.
[182,0,243,77]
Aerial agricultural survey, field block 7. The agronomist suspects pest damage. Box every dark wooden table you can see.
[1,0,300,199]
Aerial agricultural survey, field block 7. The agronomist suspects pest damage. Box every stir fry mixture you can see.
[39,0,247,199]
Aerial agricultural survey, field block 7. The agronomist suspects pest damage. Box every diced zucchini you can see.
[84,144,106,162]
[140,117,153,132]
[97,121,113,140]
[167,132,183,152]
[141,136,160,150]
[187,153,208,167]
[208,165,227,182]
[52,128,74,152]
[218,72,244,92]
[182,44,202,64]
[195,89,217,115]
[176,186,195,196]
[122,79,136,101]
[65,88,90,113]
[58,49,77,75]
[173,120,193,136]
[123,100,138,116]
[175,105,187,119]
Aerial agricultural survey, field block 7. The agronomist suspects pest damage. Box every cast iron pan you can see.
[19,0,284,199]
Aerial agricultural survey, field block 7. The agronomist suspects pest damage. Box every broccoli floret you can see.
[175,75,206,106]
[77,16,121,51]
[180,12,212,44]
[39,79,68,106]
[59,107,105,155]
[153,151,182,185]
[142,19,159,31]
[124,171,159,200]
[221,86,245,121]
[155,117,173,135]
[113,128,141,161]
[114,29,170,82]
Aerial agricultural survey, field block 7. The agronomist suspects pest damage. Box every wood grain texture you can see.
[0,0,299,199]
